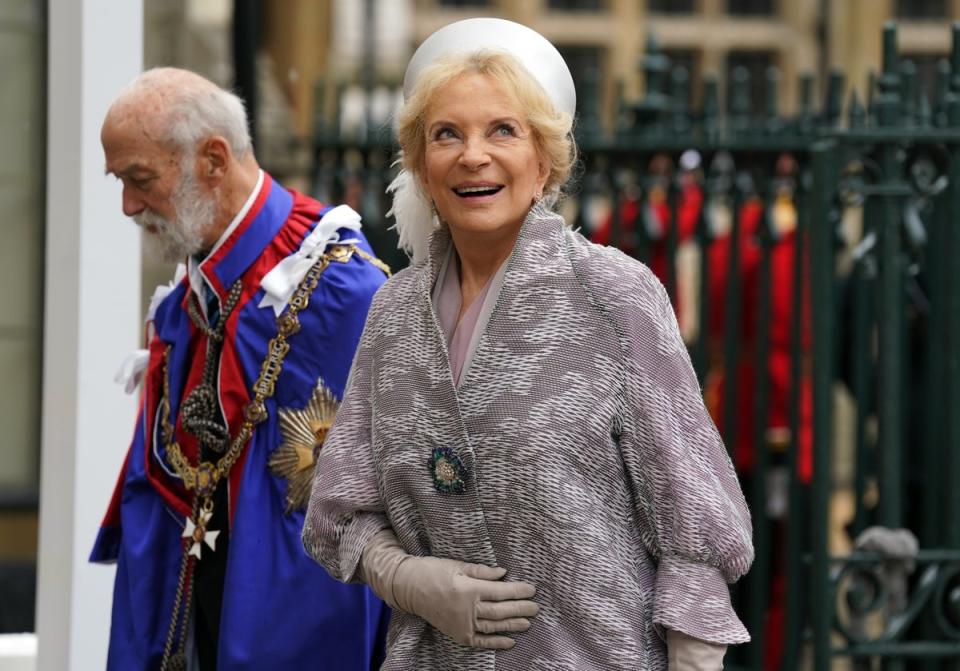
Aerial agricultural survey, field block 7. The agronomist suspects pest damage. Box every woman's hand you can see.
[393,555,539,649]
[359,529,539,649]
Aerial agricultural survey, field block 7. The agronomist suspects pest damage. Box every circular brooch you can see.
[428,447,466,494]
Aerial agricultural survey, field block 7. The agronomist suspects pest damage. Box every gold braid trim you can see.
[352,246,392,277]
[162,251,333,497]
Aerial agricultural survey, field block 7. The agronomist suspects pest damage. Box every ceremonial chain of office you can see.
[159,244,358,671]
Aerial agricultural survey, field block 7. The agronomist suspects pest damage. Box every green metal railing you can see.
[312,21,960,670]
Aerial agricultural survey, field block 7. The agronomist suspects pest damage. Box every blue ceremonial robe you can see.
[91,174,389,669]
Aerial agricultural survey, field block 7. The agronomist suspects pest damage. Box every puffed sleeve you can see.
[302,292,390,582]
[615,261,753,645]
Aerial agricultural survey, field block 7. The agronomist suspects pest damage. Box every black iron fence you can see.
[312,21,960,670]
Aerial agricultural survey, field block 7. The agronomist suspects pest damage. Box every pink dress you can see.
[432,244,508,387]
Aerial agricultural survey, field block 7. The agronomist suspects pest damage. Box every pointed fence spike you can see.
[645,30,660,55]
[334,80,348,138]
[731,66,751,114]
[615,79,630,132]
[883,21,900,77]
[798,73,815,134]
[800,73,814,113]
[578,66,603,140]
[313,77,327,140]
[766,66,783,134]
[876,22,902,127]
[935,58,951,126]
[951,22,960,94]
[848,90,866,129]
[730,66,751,136]
[946,23,960,126]
[671,66,691,133]
[766,66,780,118]
[636,29,670,127]
[703,75,720,140]
[671,66,690,104]
[642,31,670,102]
[825,70,845,126]
[901,59,918,126]
[704,75,719,116]
[918,93,932,127]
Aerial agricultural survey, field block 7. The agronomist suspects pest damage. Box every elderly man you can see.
[90,68,390,670]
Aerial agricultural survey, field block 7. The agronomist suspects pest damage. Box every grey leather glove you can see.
[667,629,727,671]
[358,529,539,649]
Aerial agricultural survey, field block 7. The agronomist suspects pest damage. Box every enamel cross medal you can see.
[182,499,219,559]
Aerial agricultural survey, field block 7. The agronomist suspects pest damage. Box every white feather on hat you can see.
[386,158,438,266]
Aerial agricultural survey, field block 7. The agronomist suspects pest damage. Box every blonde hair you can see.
[396,50,576,200]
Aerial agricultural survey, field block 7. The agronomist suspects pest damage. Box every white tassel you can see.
[386,161,437,265]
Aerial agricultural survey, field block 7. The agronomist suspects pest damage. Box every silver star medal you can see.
[182,509,220,559]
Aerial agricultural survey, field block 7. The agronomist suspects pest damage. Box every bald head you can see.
[105,67,252,160]
[102,68,261,260]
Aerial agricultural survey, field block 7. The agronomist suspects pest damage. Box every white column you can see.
[36,1,142,670]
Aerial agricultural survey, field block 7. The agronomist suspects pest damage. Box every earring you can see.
[532,190,543,205]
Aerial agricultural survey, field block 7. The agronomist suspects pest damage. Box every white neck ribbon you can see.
[258,204,363,316]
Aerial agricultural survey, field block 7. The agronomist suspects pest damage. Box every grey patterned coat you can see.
[303,204,754,670]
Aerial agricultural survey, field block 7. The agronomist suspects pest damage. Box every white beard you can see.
[135,170,217,263]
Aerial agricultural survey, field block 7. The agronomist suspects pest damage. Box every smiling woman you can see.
[423,72,546,231]
[303,18,754,671]
[396,47,575,256]
[420,70,549,309]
